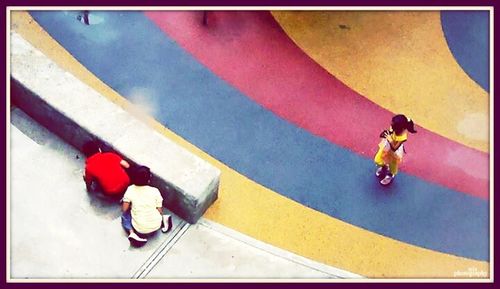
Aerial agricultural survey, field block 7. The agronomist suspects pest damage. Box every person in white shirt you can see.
[121,165,173,245]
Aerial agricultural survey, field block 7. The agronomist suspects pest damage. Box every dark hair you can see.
[131,166,151,186]
[82,140,102,157]
[391,114,417,135]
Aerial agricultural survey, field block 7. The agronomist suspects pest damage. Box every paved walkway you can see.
[9,107,357,279]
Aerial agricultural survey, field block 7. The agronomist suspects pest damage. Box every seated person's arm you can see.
[83,169,95,192]
[120,159,130,169]
[155,192,163,215]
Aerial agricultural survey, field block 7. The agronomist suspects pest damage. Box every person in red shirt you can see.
[83,140,131,197]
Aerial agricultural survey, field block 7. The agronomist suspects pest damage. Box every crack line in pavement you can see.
[132,220,190,279]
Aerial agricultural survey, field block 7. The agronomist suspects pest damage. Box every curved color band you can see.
[271,11,489,153]
[144,11,489,200]
[441,10,490,92]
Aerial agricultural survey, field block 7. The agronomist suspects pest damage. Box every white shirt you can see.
[123,185,163,234]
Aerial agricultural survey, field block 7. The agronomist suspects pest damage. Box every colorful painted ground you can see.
[12,10,490,278]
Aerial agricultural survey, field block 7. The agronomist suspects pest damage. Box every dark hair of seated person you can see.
[82,140,102,157]
[131,166,152,186]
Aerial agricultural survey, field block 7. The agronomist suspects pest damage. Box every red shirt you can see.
[85,152,130,195]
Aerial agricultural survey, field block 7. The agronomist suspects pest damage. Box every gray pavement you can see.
[9,107,358,280]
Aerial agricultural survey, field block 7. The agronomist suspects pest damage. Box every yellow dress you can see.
[374,129,407,175]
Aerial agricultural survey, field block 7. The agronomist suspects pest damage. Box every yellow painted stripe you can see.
[272,11,489,153]
[11,11,488,278]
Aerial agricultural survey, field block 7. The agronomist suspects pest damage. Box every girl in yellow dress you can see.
[374,114,417,185]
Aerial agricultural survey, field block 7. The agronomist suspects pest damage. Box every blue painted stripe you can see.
[30,11,489,261]
[441,10,490,92]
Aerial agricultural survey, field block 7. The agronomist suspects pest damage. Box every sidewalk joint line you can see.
[132,220,190,279]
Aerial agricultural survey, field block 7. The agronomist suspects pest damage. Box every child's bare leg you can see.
[374,150,389,177]
[389,158,400,176]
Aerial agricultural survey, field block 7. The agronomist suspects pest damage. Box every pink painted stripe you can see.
[145,11,489,199]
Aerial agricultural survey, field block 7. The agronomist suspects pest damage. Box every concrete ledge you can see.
[10,32,220,224]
